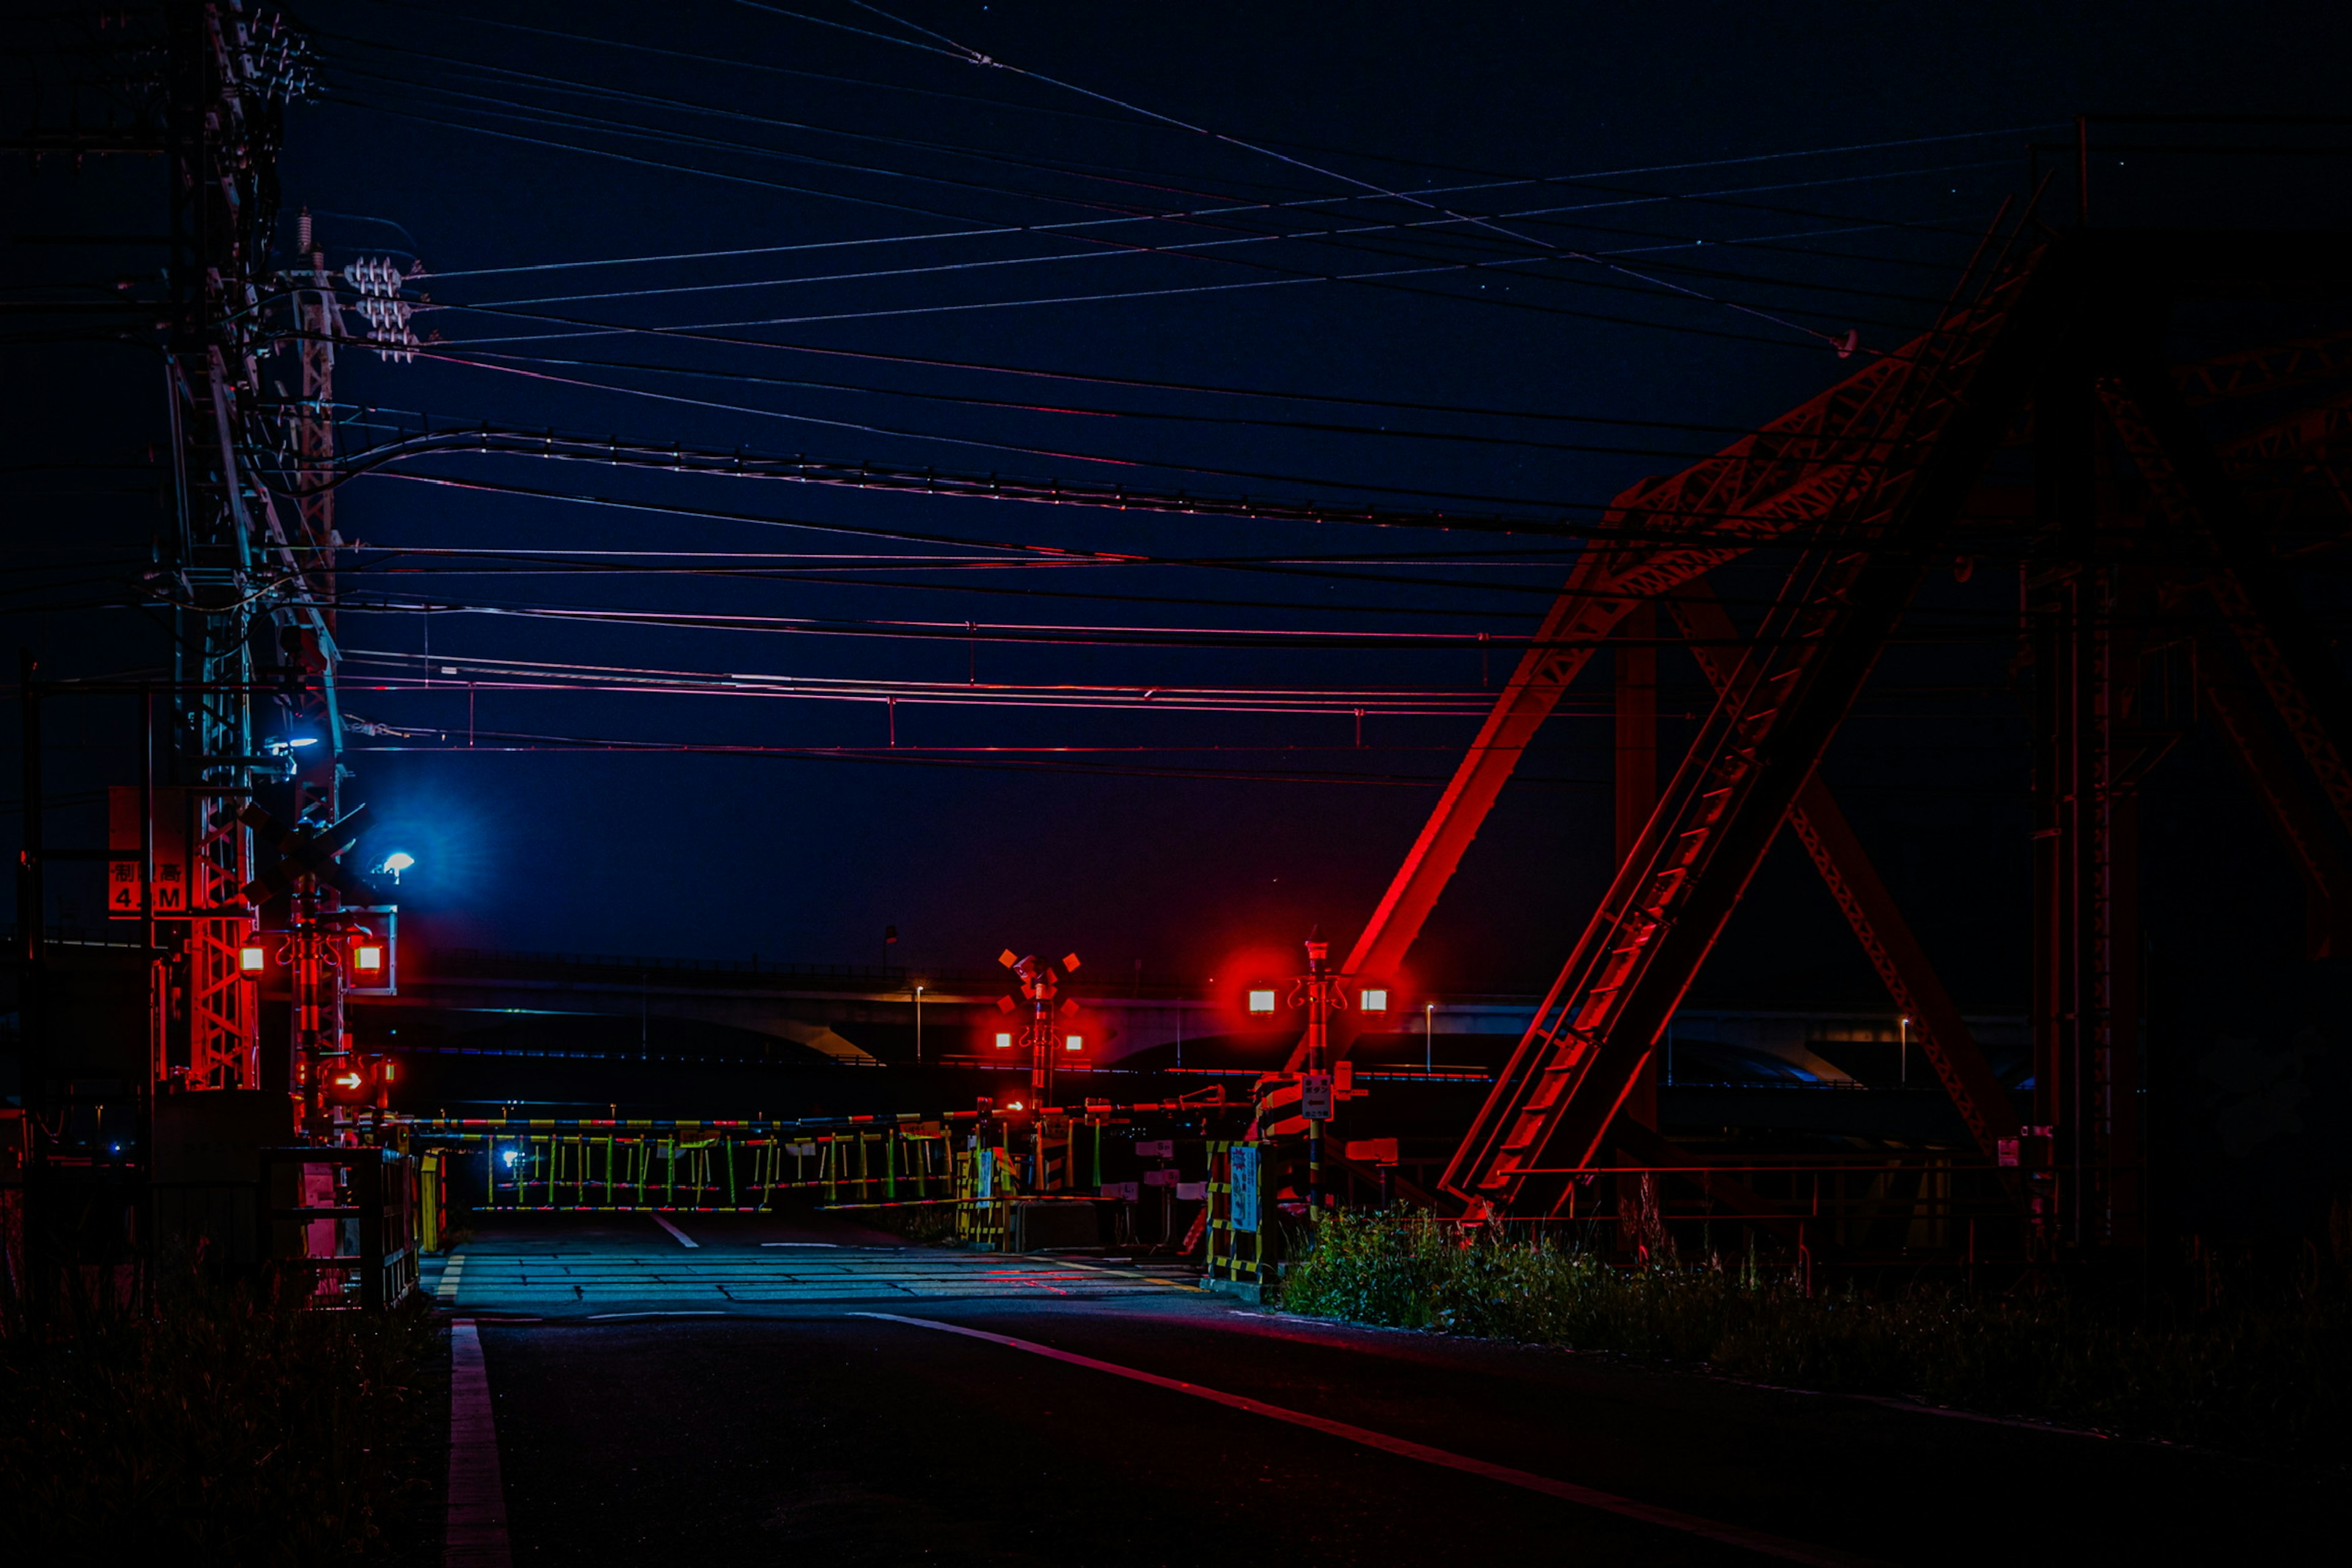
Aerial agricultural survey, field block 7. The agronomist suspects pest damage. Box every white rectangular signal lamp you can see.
[1246,988,1277,1014]
[1359,987,1389,1012]
[994,1032,1014,1050]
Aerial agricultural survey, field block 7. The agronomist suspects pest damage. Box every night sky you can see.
[12,0,2352,1015]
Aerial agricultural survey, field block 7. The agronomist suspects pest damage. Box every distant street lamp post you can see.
[1899,1014,1910,1084]
[914,984,925,1064]
[1424,1001,1434,1073]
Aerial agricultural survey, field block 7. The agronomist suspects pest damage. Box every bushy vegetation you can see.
[0,1268,443,1562]
[1278,1211,2352,1460]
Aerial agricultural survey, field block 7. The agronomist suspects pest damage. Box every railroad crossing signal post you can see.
[1292,933,1346,1208]
[997,949,1084,1180]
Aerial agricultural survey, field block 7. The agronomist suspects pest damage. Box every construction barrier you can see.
[413,1121,959,1212]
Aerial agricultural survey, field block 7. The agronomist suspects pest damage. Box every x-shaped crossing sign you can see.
[239,802,373,904]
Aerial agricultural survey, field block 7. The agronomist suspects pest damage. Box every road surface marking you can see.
[446,1321,513,1568]
[435,1254,466,1300]
[651,1214,699,1248]
[854,1313,1884,1568]
[761,1241,840,1247]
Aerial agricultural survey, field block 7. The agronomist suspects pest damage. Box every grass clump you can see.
[827,1199,963,1245]
[0,1268,443,1562]
[1278,1211,2352,1460]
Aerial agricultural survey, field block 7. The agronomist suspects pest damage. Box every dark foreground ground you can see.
[432,1213,2337,1565]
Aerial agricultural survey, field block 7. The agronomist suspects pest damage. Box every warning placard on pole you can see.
[1228,1145,1260,1234]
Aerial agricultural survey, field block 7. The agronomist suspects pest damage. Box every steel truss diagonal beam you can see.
[1442,247,2055,1216]
[1340,327,1936,986]
[2103,370,2352,837]
[2193,625,2352,956]
[1664,584,2017,1163]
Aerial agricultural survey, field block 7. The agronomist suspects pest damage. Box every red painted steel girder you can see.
[1339,329,1934,984]
[1663,582,2017,1165]
[1441,243,2057,1216]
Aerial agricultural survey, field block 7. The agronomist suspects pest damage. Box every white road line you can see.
[435,1255,466,1300]
[650,1214,699,1248]
[853,1313,1885,1568]
[445,1321,513,1568]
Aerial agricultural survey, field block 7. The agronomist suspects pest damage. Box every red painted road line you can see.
[853,1313,1885,1568]
[446,1321,514,1568]
[651,1213,699,1248]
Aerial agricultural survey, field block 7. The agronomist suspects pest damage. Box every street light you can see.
[914,984,925,1064]
[1425,1001,1434,1072]
[375,850,415,884]
[1899,1015,1911,1084]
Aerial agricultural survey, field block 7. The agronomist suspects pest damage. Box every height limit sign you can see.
[107,786,190,918]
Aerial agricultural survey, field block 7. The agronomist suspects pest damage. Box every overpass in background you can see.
[348,946,2027,1088]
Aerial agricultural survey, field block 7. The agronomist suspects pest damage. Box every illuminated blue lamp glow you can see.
[376,850,416,884]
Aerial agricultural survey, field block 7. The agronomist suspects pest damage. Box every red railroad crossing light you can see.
[239,943,267,972]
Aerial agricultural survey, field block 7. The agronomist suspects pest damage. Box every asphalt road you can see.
[445,1215,2333,1565]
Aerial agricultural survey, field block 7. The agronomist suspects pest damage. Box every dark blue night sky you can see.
[12,0,2352,1012]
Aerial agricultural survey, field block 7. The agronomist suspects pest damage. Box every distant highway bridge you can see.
[349,946,2026,1089]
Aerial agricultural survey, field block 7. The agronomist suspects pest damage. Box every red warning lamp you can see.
[352,941,385,974]
[1359,987,1390,1014]
[1063,1033,1084,1053]
[1245,988,1278,1016]
[239,944,267,973]
[993,1031,1014,1050]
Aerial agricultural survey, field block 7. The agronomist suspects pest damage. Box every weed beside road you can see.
[0,1268,443,1563]
[1278,1211,2352,1461]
